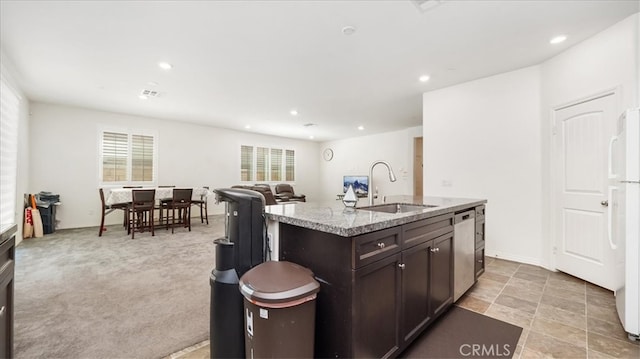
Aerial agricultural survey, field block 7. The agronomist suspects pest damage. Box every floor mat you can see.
[401,306,523,359]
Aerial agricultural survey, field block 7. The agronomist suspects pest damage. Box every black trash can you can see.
[239,261,320,359]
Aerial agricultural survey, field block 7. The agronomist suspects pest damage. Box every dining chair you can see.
[129,189,156,239]
[190,186,209,224]
[165,188,193,233]
[98,188,129,236]
[157,185,176,222]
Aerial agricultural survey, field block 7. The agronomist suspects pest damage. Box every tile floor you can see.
[168,257,639,359]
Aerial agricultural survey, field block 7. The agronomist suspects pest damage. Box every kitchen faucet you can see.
[368,160,397,206]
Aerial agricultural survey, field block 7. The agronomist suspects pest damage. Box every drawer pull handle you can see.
[477,259,483,263]
[0,306,5,316]
[377,242,385,249]
[430,247,440,253]
[398,263,405,269]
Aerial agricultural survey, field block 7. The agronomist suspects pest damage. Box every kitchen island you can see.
[264,195,486,359]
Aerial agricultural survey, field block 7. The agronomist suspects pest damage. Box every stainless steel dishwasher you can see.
[454,209,476,301]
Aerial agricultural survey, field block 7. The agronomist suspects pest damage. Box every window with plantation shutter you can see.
[240,145,254,181]
[240,145,296,182]
[285,150,295,181]
[270,149,282,181]
[100,129,157,185]
[256,147,268,181]
[102,132,128,182]
[131,134,154,181]
[0,77,20,228]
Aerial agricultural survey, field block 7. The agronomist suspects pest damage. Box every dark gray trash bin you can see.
[239,261,320,359]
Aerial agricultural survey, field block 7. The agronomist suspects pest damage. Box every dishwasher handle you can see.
[454,210,476,223]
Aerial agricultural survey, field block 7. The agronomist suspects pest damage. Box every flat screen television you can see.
[343,175,369,195]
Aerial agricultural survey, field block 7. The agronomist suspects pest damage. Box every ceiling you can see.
[1,1,638,142]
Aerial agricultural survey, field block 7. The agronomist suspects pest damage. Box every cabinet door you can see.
[400,240,431,345]
[0,269,12,359]
[0,233,14,359]
[353,253,401,359]
[430,233,453,319]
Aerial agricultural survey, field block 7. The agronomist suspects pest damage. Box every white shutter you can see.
[256,147,268,181]
[241,145,254,181]
[102,131,129,182]
[270,148,282,181]
[240,145,296,182]
[0,77,20,227]
[285,149,295,181]
[131,134,154,182]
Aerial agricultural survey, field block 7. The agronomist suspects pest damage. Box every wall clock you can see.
[323,148,334,161]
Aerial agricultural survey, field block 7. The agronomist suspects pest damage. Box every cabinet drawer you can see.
[475,247,485,279]
[353,226,402,269]
[0,236,15,273]
[403,214,454,249]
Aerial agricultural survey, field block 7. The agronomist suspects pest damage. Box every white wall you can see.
[421,13,639,268]
[319,127,422,204]
[28,102,321,229]
[422,66,543,265]
[539,13,640,268]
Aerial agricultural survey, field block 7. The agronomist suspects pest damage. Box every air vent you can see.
[140,89,160,97]
[303,123,317,127]
[411,0,445,12]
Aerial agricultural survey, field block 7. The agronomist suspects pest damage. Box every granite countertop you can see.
[265,195,486,237]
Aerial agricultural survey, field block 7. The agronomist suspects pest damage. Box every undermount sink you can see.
[358,203,438,214]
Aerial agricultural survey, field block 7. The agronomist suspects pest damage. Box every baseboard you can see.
[485,249,546,268]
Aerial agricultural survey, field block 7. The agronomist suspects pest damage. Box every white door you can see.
[554,93,617,290]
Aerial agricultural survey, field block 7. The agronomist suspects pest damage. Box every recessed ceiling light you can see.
[550,35,567,44]
[244,125,251,129]
[419,75,430,82]
[138,95,148,100]
[290,109,298,116]
[358,125,365,131]
[342,26,356,36]
[158,62,173,70]
[309,135,315,139]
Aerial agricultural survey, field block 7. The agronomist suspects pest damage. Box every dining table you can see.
[105,187,211,205]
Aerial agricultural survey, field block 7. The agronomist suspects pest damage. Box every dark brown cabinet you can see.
[280,212,455,358]
[429,233,453,318]
[400,240,431,344]
[0,224,16,359]
[354,253,402,358]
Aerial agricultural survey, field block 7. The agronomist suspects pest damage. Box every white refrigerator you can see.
[609,107,640,341]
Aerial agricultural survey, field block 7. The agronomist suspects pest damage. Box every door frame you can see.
[549,87,621,272]
[413,137,423,197]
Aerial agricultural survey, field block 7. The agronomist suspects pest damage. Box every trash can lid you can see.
[239,261,320,305]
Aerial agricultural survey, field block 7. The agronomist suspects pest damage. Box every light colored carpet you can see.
[14,216,224,359]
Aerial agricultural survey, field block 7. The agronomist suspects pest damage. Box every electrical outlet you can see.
[442,180,452,187]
